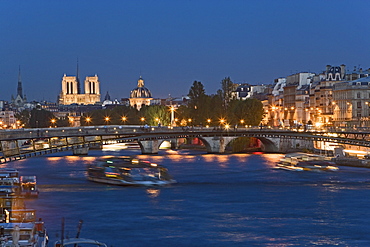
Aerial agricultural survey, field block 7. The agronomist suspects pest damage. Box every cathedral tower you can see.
[59,63,101,105]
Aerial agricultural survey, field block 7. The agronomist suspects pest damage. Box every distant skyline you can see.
[1,0,370,102]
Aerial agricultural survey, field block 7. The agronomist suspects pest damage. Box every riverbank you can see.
[332,157,370,168]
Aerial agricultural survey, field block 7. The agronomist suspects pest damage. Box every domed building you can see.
[129,76,153,110]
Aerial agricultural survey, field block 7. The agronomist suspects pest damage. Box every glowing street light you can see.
[187,118,192,126]
[121,116,127,124]
[140,117,145,125]
[104,116,110,125]
[51,118,56,127]
[85,117,91,125]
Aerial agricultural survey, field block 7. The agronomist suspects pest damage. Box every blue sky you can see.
[1,0,370,102]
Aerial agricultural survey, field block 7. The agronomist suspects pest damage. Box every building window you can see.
[357,101,362,108]
[357,92,361,98]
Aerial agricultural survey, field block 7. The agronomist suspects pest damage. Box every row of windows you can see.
[357,92,370,98]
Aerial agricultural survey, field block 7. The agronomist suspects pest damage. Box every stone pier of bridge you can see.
[199,136,237,153]
[139,140,163,154]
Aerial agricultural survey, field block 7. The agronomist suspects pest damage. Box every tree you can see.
[15,110,30,128]
[141,105,170,126]
[188,81,208,124]
[57,116,72,127]
[81,105,140,126]
[188,81,206,107]
[219,77,237,109]
[29,108,55,128]
[207,94,225,125]
[229,99,264,126]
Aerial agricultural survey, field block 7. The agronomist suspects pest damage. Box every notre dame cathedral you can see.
[58,64,101,105]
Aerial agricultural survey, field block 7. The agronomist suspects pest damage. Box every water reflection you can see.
[262,154,283,168]
[46,156,63,164]
[146,188,160,198]
[13,151,370,246]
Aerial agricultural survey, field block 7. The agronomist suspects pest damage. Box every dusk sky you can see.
[1,0,370,102]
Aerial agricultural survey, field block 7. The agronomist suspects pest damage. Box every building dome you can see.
[130,76,152,98]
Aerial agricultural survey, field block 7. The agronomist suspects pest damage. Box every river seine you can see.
[5,147,370,246]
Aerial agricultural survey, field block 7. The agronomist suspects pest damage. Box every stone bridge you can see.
[0,125,369,163]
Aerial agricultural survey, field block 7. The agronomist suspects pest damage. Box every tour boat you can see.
[54,219,106,247]
[87,156,176,186]
[20,176,39,198]
[295,160,339,172]
[0,209,48,247]
[276,153,339,172]
[54,238,107,247]
[0,169,39,198]
[275,163,304,171]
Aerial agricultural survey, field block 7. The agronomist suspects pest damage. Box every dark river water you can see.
[5,147,370,246]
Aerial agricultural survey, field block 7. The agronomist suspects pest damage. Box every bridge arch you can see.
[256,137,279,152]
[198,136,237,153]
[138,139,165,154]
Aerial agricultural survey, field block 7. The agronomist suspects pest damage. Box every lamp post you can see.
[219,118,225,129]
[51,118,56,128]
[206,118,211,128]
[121,116,127,125]
[140,117,145,126]
[104,117,110,125]
[170,106,175,127]
[85,117,91,126]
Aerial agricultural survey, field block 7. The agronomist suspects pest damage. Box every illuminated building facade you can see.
[129,76,153,110]
[59,74,101,105]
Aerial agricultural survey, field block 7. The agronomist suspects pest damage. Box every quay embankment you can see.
[332,157,370,168]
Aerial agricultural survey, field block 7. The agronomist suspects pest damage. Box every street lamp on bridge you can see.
[170,106,175,127]
[85,117,91,126]
[50,118,56,128]
[206,118,211,128]
[104,117,110,125]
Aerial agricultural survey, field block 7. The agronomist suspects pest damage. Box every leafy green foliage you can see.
[140,105,170,126]
[81,105,139,126]
[229,99,264,126]
[220,77,237,109]
[29,109,56,128]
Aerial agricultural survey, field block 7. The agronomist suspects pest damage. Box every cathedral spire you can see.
[17,66,23,99]
[104,91,111,101]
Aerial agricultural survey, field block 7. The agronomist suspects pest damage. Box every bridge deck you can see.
[0,125,369,163]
